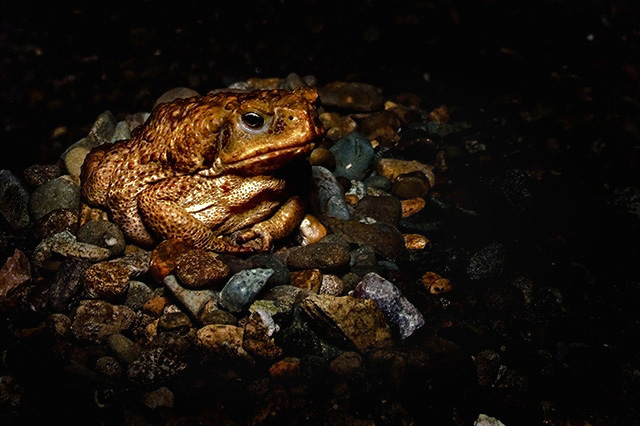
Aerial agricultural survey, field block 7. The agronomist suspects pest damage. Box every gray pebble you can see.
[77,220,126,257]
[218,268,274,313]
[29,176,80,220]
[0,170,30,230]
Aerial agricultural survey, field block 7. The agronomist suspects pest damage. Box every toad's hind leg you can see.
[137,182,254,253]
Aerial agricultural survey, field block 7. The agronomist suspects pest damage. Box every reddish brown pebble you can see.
[344,194,360,206]
[143,296,169,317]
[421,271,453,295]
[83,261,131,300]
[269,357,300,380]
[403,234,430,250]
[150,239,195,282]
[290,269,323,293]
[299,214,327,246]
[401,198,426,218]
[175,249,230,288]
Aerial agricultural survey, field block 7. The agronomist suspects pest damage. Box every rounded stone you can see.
[0,170,30,230]
[330,351,363,377]
[175,249,230,288]
[23,164,61,187]
[218,268,274,313]
[318,82,384,112]
[77,220,126,257]
[83,261,131,300]
[363,175,392,193]
[33,208,79,240]
[309,148,336,170]
[28,176,80,220]
[299,214,328,245]
[391,173,430,199]
[154,87,199,107]
[95,356,122,378]
[158,312,192,333]
[247,253,289,287]
[286,243,350,271]
[125,281,154,310]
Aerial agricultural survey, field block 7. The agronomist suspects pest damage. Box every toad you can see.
[80,88,325,252]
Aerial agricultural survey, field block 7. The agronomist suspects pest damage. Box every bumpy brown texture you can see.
[80,88,324,252]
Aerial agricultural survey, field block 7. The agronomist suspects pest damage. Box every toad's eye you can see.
[241,112,265,129]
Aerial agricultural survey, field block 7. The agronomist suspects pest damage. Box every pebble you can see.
[243,311,283,359]
[327,218,405,260]
[22,164,61,187]
[474,414,506,426]
[228,77,282,90]
[474,349,501,387]
[163,275,217,318]
[108,333,142,365]
[48,258,90,311]
[318,82,384,112]
[299,214,327,245]
[467,243,507,281]
[218,268,274,313]
[353,195,401,226]
[47,313,71,336]
[88,111,117,143]
[247,253,289,287]
[290,269,322,293]
[196,324,249,358]
[111,121,131,141]
[319,274,345,296]
[0,249,31,303]
[33,208,79,240]
[375,158,436,188]
[319,112,358,141]
[28,176,81,220]
[301,294,393,352]
[76,220,126,257]
[329,351,363,378]
[127,347,187,385]
[286,243,350,271]
[71,300,135,342]
[262,285,313,314]
[351,272,425,339]
[33,231,111,268]
[329,132,374,181]
[142,387,174,409]
[391,172,430,199]
[154,87,199,107]
[143,296,169,317]
[269,358,300,380]
[150,239,195,282]
[283,72,306,90]
[125,281,153,310]
[363,175,392,193]
[95,356,122,379]
[359,110,402,147]
[62,142,92,182]
[83,254,150,300]
[421,271,453,295]
[198,300,237,325]
[0,170,30,230]
[158,312,192,333]
[400,198,426,218]
[308,147,336,170]
[403,233,430,250]
[175,249,230,288]
[311,166,350,220]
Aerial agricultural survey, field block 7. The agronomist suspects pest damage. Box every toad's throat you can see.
[198,142,315,176]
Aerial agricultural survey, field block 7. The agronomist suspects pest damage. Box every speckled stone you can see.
[299,214,327,245]
[290,269,322,293]
[311,166,350,220]
[33,231,111,267]
[319,274,345,296]
[175,249,230,288]
[107,333,142,365]
[23,164,61,187]
[28,175,81,220]
[48,258,90,311]
[0,170,30,230]
[71,300,135,342]
[33,208,79,240]
[125,281,154,310]
[351,272,425,339]
[196,324,249,358]
[353,195,401,226]
[218,268,274,313]
[76,220,126,257]
[286,243,350,271]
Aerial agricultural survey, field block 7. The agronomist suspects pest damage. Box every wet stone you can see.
[76,220,126,257]
[143,296,169,317]
[127,347,187,386]
[329,132,374,181]
[28,176,80,220]
[359,110,403,147]
[467,243,507,281]
[88,110,117,143]
[391,173,430,199]
[243,311,284,360]
[71,300,135,342]
[400,198,426,218]
[95,356,122,379]
[309,147,336,170]
[198,300,237,326]
[319,81,384,112]
[175,249,230,288]
[262,285,313,315]
[354,195,401,227]
[218,268,274,313]
[23,164,61,188]
[363,175,392,193]
[287,243,350,271]
[150,239,195,282]
[269,357,300,380]
[0,170,30,230]
[33,208,79,240]
[352,272,425,339]
[299,214,327,245]
[33,231,111,267]
[311,166,350,220]
[375,158,436,188]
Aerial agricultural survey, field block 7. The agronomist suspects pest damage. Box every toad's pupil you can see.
[242,112,264,128]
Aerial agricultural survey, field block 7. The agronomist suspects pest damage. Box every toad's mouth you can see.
[198,142,315,177]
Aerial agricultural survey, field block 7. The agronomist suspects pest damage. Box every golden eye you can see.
[241,112,265,129]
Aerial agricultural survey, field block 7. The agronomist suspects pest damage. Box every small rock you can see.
[474,349,501,387]
[319,274,344,296]
[301,294,393,351]
[48,257,90,311]
[421,271,453,295]
[319,82,384,112]
[262,285,312,314]
[400,198,426,218]
[158,312,192,333]
[350,245,377,268]
[359,110,402,147]
[329,132,374,181]
[363,175,392,193]
[127,347,187,385]
[228,77,282,90]
[391,173,430,199]
[474,414,506,426]
[88,111,117,143]
[198,300,237,325]
[353,195,401,226]
[269,358,300,380]
[309,147,336,170]
[125,281,153,310]
[218,268,274,313]
[150,239,195,282]
[299,214,327,245]
[83,261,131,300]
[76,220,126,257]
[330,351,363,378]
[154,87,199,107]
[352,272,425,339]
[108,333,142,364]
[175,249,230,288]
[290,269,322,293]
[95,356,122,379]
[403,234,430,250]
[48,313,71,336]
[23,164,61,187]
[283,72,307,90]
[163,275,217,318]
[247,253,289,287]
[321,112,359,141]
[327,218,405,260]
[467,243,507,281]
[71,300,135,342]
[142,387,174,409]
[143,296,169,317]
[0,249,31,305]
[311,166,350,220]
[243,311,283,359]
[375,158,436,187]
[0,170,30,230]
[33,208,79,240]
[33,231,111,268]
[62,142,92,182]
[111,121,131,141]
[287,243,350,271]
[196,324,248,358]
[29,175,80,221]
